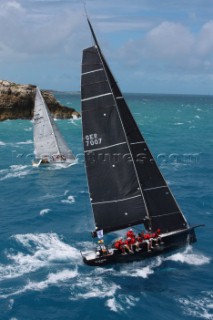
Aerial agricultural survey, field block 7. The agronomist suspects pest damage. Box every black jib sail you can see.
[81,18,188,236]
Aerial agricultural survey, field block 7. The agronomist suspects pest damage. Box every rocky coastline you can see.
[0,80,80,121]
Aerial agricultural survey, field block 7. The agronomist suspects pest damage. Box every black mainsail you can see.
[81,18,188,237]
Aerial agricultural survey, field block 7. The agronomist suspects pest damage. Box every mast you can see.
[81,18,188,235]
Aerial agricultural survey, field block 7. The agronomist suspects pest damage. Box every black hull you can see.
[82,227,197,266]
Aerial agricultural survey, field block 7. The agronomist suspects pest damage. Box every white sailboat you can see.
[33,87,76,166]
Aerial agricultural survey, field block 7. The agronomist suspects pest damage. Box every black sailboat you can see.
[81,18,200,266]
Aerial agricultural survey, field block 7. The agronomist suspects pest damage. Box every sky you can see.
[1,0,213,94]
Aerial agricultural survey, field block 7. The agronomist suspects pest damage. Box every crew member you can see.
[126,228,135,239]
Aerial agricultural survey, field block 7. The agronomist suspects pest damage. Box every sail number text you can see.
[85,133,102,147]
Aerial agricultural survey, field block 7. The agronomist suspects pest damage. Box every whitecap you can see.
[10,165,28,171]
[166,246,210,266]
[174,122,184,125]
[0,233,80,282]
[7,299,14,310]
[125,266,154,278]
[117,256,162,279]
[69,276,120,300]
[61,195,75,204]
[47,161,77,170]
[39,208,52,216]
[16,140,33,145]
[0,165,31,181]
[25,269,78,291]
[1,269,78,298]
[24,127,32,132]
[106,297,124,312]
[0,141,6,146]
[178,291,213,320]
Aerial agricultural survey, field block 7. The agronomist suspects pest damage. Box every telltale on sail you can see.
[80,17,202,266]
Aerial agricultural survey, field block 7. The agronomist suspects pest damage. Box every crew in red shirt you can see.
[126,228,135,239]
[114,237,125,253]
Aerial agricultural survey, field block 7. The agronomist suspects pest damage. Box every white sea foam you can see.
[69,264,141,313]
[1,269,78,298]
[69,117,81,124]
[10,165,28,171]
[178,291,213,320]
[16,140,33,145]
[24,269,78,291]
[39,208,52,216]
[61,195,75,204]
[70,276,120,300]
[64,189,69,196]
[39,191,66,201]
[174,122,184,125]
[106,297,124,312]
[118,256,162,279]
[166,246,210,266]
[0,233,80,282]
[47,160,77,170]
[8,299,14,310]
[125,266,154,278]
[0,141,6,146]
[24,127,32,131]
[0,165,31,181]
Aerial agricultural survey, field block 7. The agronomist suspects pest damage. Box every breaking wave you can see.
[0,233,80,283]
[165,246,211,266]
[0,165,32,181]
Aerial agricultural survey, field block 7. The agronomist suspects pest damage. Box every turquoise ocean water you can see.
[0,92,212,320]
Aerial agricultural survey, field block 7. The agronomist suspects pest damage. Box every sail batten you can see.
[92,194,142,205]
[84,141,127,153]
[82,92,112,102]
[144,185,167,191]
[82,68,104,75]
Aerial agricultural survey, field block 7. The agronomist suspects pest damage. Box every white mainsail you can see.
[33,87,76,165]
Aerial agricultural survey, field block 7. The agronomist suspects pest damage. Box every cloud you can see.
[144,22,194,59]
[197,20,213,56]
[0,0,25,14]
[120,20,213,75]
[0,0,213,93]
[0,0,84,60]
